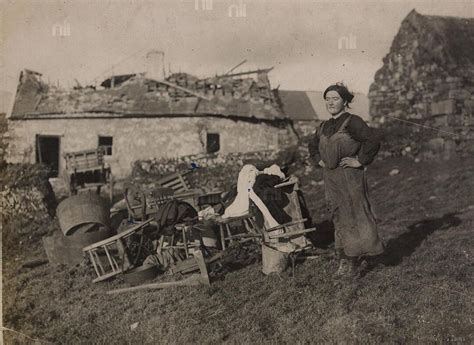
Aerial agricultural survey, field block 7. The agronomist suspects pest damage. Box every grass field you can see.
[3,155,473,344]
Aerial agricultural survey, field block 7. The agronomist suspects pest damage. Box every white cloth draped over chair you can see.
[222,164,280,229]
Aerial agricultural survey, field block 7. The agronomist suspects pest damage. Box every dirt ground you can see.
[2,155,474,344]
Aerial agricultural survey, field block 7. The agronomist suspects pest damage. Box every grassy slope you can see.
[3,156,473,344]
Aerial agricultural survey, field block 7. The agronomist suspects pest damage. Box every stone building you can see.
[279,90,370,137]
[7,68,297,178]
[369,10,474,157]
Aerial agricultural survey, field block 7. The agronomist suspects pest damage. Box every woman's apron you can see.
[318,115,384,257]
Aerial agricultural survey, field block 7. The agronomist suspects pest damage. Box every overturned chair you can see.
[82,219,153,283]
[260,176,315,247]
[218,175,316,251]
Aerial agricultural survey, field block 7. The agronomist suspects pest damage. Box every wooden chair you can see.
[262,177,315,248]
[63,147,113,201]
[156,169,193,193]
[156,223,202,261]
[216,214,261,250]
[82,219,153,283]
[154,220,221,275]
[217,176,315,251]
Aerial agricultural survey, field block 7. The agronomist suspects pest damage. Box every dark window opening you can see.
[98,136,113,155]
[206,133,220,154]
[35,135,60,177]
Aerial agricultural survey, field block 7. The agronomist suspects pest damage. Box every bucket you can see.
[262,243,295,275]
[57,193,110,236]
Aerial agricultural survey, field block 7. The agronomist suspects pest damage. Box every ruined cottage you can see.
[7,64,297,178]
[369,10,474,157]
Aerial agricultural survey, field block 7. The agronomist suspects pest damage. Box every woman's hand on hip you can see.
[340,157,362,169]
[318,160,326,168]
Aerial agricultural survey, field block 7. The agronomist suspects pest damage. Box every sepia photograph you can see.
[1,0,473,343]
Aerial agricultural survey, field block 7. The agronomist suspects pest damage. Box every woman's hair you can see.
[323,82,354,108]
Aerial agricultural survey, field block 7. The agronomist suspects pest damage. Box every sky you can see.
[0,0,473,102]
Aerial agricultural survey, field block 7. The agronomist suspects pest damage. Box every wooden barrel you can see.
[57,192,110,236]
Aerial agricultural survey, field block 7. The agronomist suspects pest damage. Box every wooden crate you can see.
[64,147,105,173]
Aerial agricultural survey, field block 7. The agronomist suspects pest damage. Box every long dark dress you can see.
[316,113,384,257]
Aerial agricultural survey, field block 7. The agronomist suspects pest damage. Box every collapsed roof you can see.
[10,68,286,121]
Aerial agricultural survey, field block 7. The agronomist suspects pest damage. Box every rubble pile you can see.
[1,163,57,224]
[368,10,474,158]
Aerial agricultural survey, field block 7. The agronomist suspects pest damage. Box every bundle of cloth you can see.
[222,164,291,229]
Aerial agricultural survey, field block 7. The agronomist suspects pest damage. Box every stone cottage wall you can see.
[7,115,297,178]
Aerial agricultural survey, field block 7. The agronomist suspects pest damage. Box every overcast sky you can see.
[1,0,472,98]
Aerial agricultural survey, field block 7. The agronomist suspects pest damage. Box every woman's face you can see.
[325,90,346,116]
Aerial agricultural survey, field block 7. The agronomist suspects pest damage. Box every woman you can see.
[309,83,384,276]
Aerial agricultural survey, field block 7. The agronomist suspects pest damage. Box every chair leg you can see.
[226,224,233,246]
[156,235,164,254]
[182,226,189,259]
[87,250,101,277]
[243,218,259,235]
[117,238,131,270]
[219,224,226,250]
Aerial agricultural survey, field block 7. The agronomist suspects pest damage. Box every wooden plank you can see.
[83,219,152,251]
[266,219,307,232]
[92,269,123,283]
[194,250,210,286]
[163,252,221,280]
[162,180,182,189]
[217,213,254,224]
[201,67,274,80]
[268,227,316,239]
[106,274,203,294]
[274,180,297,189]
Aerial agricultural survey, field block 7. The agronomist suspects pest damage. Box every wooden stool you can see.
[83,219,152,283]
[165,224,202,259]
[217,214,261,250]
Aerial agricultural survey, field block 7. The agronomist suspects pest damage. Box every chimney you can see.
[146,50,165,80]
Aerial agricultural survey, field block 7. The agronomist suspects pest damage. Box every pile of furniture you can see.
[46,168,317,293]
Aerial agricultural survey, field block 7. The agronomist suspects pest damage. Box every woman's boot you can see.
[335,252,357,277]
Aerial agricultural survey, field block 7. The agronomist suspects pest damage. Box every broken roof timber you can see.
[202,68,274,80]
[223,60,248,75]
[10,68,286,121]
[153,78,211,101]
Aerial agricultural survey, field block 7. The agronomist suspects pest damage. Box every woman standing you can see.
[309,83,384,276]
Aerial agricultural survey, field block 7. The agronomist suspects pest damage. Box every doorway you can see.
[35,135,60,177]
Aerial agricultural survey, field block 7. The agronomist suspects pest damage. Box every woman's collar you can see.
[330,111,348,120]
